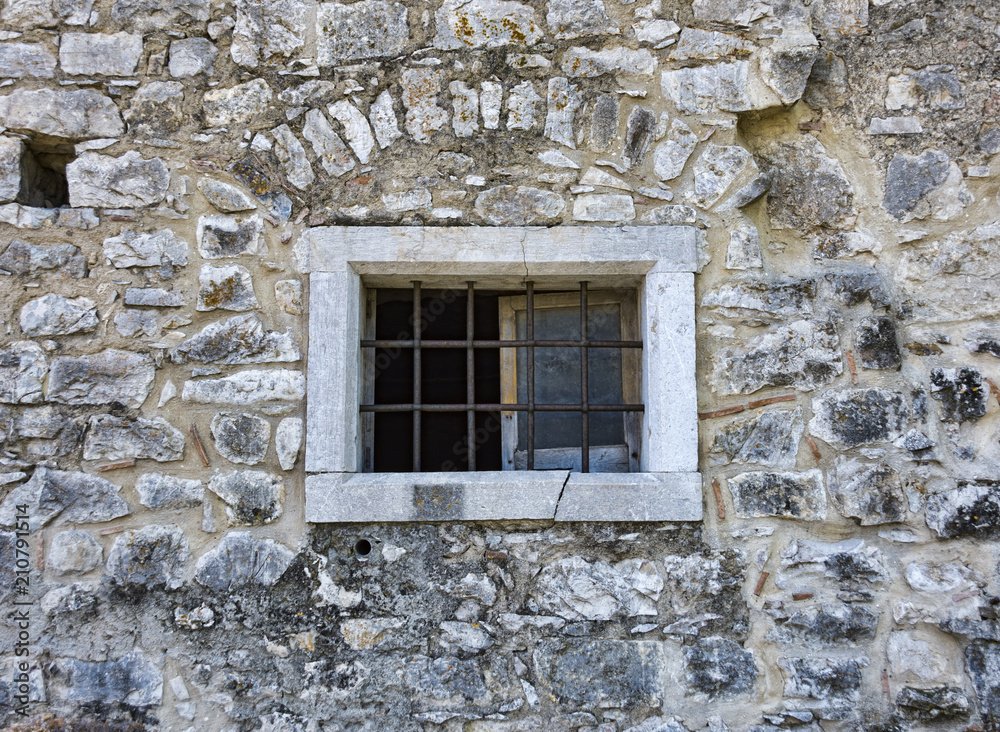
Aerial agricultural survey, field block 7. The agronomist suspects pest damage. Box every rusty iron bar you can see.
[361,403,644,412]
[361,338,642,348]
[526,282,535,471]
[412,281,422,472]
[466,281,476,471]
[580,282,590,473]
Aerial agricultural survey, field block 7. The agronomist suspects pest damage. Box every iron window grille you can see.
[360,281,643,473]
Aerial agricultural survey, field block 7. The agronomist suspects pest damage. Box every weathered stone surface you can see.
[812,0,868,37]
[211,412,270,466]
[67,152,169,208]
[702,278,815,322]
[273,124,315,190]
[572,193,634,222]
[276,417,302,471]
[726,217,762,270]
[171,314,299,366]
[195,531,294,591]
[449,81,479,137]
[83,415,184,463]
[803,48,848,108]
[587,94,619,151]
[770,604,877,647]
[781,538,887,584]
[534,640,666,708]
[669,28,753,63]
[753,27,819,107]
[0,42,57,78]
[198,179,257,213]
[124,81,185,136]
[124,288,183,308]
[531,556,662,620]
[896,686,971,721]
[661,62,750,114]
[208,470,283,525]
[103,229,189,269]
[0,88,123,140]
[0,466,129,530]
[930,367,987,423]
[809,388,909,448]
[690,145,762,209]
[826,269,890,307]
[544,77,581,148]
[370,89,404,148]
[729,470,825,520]
[0,342,47,404]
[475,185,564,225]
[402,68,449,143]
[111,0,209,30]
[546,0,619,40]
[106,524,189,590]
[182,369,305,405]
[712,320,842,395]
[108,312,153,337]
[228,157,293,221]
[0,239,87,278]
[926,481,1000,539]
[622,106,655,169]
[965,330,1000,359]
[58,651,162,707]
[48,350,155,408]
[439,620,493,653]
[828,459,905,526]
[965,643,1000,729]
[561,47,655,78]
[168,37,215,77]
[653,119,697,181]
[759,137,855,231]
[710,408,802,469]
[506,80,542,130]
[135,473,203,509]
[887,66,963,111]
[691,0,771,26]
[19,294,97,337]
[59,32,142,76]
[197,214,265,259]
[684,637,757,698]
[883,149,950,221]
[855,317,900,370]
[402,654,489,703]
[434,0,542,50]
[328,100,376,164]
[318,0,409,65]
[303,109,355,178]
[275,280,303,316]
[3,0,93,27]
[197,264,259,312]
[232,0,306,67]
[48,529,102,575]
[203,79,273,127]
[779,657,864,712]
[898,223,1000,322]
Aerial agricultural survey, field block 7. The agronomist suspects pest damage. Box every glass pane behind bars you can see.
[515,303,625,451]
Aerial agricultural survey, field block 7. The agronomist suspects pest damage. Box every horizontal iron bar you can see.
[360,403,644,412]
[361,339,643,348]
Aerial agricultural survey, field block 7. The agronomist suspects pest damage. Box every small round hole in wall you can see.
[354,538,373,557]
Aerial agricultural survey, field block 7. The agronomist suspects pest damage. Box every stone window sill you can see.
[305,471,703,522]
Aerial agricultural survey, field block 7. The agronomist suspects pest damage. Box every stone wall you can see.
[0,0,999,730]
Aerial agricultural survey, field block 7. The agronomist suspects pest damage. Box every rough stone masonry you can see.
[0,0,999,730]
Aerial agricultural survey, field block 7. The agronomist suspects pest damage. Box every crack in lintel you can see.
[551,470,572,521]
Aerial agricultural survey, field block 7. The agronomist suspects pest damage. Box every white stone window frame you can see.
[299,226,702,523]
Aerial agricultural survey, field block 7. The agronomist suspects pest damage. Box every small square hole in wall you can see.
[17,138,74,208]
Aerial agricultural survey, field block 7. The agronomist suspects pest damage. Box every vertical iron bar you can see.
[466,281,476,471]
[412,281,421,472]
[526,281,535,470]
[580,281,589,473]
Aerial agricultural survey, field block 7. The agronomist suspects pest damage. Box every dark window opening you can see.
[364,282,643,474]
[16,138,74,208]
